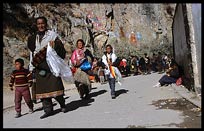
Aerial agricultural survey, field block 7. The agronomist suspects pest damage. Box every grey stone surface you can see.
[3,73,201,128]
[172,4,201,93]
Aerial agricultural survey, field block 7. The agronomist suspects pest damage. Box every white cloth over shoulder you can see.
[29,30,59,71]
[113,66,122,79]
[102,53,117,67]
[35,30,58,55]
[113,66,123,86]
[102,53,117,78]
[46,43,73,83]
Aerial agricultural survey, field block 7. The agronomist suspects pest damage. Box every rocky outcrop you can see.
[3,3,176,79]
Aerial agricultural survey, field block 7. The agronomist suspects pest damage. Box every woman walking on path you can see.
[71,39,94,99]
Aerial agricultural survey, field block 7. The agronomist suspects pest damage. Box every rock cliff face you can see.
[3,3,176,79]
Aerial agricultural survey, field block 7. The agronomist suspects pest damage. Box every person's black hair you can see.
[105,44,113,50]
[15,58,24,67]
[76,39,85,46]
[105,44,113,53]
[170,59,178,67]
[36,16,48,25]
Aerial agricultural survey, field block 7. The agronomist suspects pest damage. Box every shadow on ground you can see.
[64,89,107,112]
[150,98,201,128]
[115,89,129,97]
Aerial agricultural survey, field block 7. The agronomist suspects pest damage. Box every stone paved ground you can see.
[3,73,201,128]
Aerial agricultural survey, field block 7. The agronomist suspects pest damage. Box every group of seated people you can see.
[72,54,183,88]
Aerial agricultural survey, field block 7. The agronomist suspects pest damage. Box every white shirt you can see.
[102,53,117,78]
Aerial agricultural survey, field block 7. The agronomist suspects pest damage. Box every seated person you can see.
[153,61,180,87]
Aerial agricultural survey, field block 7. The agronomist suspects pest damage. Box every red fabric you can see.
[119,61,123,67]
[71,67,77,74]
[119,61,126,67]
[176,77,182,86]
[89,76,95,81]
[9,68,32,88]
[15,87,33,112]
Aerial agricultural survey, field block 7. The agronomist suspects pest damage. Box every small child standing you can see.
[9,58,34,118]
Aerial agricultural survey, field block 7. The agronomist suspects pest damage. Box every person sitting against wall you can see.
[153,60,181,87]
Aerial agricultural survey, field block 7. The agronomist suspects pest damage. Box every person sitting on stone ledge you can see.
[153,60,181,87]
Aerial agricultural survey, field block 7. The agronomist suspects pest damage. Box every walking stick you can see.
[32,70,37,104]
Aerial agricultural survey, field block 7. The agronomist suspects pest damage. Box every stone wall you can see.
[191,4,201,88]
[172,4,201,95]
[3,3,176,79]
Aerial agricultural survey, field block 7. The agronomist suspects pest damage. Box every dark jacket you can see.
[27,33,66,99]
